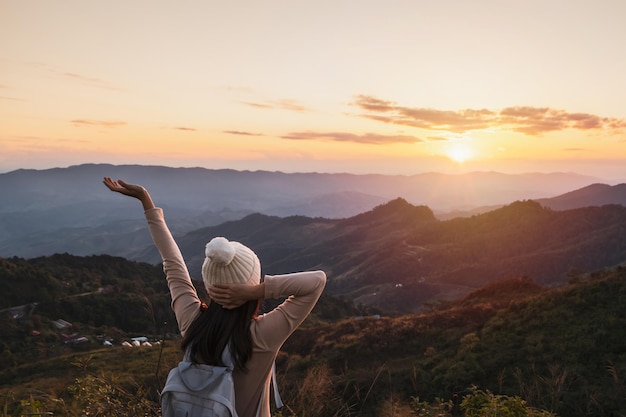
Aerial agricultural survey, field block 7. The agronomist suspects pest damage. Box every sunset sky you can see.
[1,0,625,180]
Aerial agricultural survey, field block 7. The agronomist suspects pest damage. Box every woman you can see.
[103,177,326,417]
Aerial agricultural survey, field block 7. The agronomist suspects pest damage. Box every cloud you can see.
[1,135,91,152]
[0,84,24,101]
[223,130,264,136]
[280,131,422,144]
[61,72,123,92]
[0,96,23,101]
[352,95,626,135]
[172,126,197,131]
[22,63,122,92]
[222,85,254,94]
[498,106,618,134]
[71,119,127,128]
[242,98,308,112]
[353,95,496,133]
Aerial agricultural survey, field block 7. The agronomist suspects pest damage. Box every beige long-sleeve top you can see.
[145,208,326,417]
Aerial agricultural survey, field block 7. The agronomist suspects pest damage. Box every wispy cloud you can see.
[3,135,91,151]
[498,106,625,134]
[222,85,254,94]
[224,130,264,136]
[280,131,422,144]
[22,63,123,92]
[171,126,197,131]
[14,61,124,91]
[70,119,127,128]
[353,95,495,133]
[242,98,308,112]
[352,95,626,135]
[0,84,24,101]
[60,72,123,92]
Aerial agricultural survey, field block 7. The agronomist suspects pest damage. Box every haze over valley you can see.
[2,164,626,313]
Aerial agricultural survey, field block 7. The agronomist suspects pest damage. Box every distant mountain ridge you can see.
[437,181,626,219]
[538,182,626,210]
[1,163,604,214]
[0,163,612,259]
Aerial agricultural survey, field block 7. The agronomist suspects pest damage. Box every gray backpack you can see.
[160,348,237,417]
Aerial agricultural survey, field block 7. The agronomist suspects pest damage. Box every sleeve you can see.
[145,207,200,335]
[254,270,326,351]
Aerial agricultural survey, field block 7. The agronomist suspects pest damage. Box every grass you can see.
[0,344,181,404]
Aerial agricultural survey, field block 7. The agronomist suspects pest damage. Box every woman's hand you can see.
[103,177,155,210]
[208,283,265,309]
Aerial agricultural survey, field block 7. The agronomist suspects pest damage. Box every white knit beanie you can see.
[201,237,261,287]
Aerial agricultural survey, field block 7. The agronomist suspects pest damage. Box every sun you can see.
[446,143,473,163]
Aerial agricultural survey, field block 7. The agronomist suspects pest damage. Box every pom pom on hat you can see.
[205,237,236,265]
[202,236,260,287]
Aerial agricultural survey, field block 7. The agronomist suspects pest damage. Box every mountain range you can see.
[168,198,626,312]
[1,163,624,259]
[2,164,626,312]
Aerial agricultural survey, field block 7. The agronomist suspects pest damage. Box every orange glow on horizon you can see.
[1,1,626,179]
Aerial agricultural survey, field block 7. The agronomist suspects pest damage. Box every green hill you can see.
[1,251,625,416]
[274,268,626,416]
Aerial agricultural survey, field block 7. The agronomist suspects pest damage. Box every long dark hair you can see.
[181,299,259,372]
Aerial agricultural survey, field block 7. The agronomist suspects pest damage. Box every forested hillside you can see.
[276,267,626,416]
[0,253,359,370]
[3,197,626,316]
[168,198,626,313]
[1,254,625,416]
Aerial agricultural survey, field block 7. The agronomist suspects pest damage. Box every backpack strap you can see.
[255,361,283,417]
[271,361,283,408]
